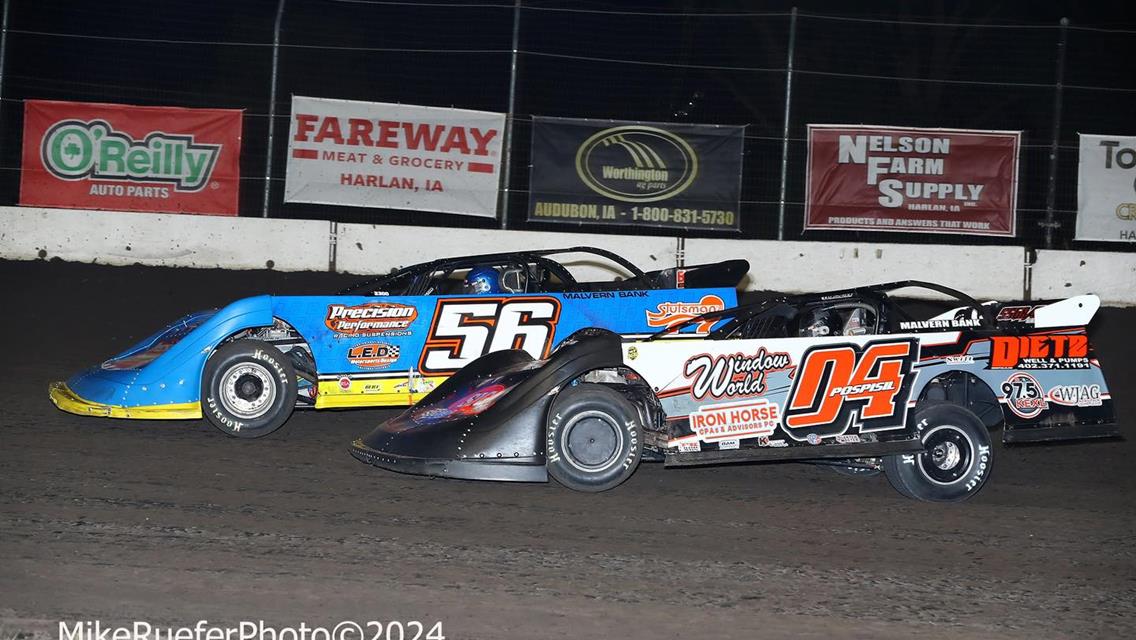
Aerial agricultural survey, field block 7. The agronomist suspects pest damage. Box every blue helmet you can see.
[463,266,501,294]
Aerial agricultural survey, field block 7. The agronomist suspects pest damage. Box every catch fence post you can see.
[0,0,11,161]
[776,7,798,241]
[1042,17,1068,249]
[499,0,522,230]
[261,0,287,218]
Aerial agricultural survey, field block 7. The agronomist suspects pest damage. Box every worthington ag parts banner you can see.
[20,100,242,215]
[806,125,1020,237]
[285,97,506,218]
[1077,134,1136,243]
[527,117,744,232]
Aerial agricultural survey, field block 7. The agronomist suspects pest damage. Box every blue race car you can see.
[50,247,747,437]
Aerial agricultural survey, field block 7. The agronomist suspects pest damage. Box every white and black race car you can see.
[350,281,1117,502]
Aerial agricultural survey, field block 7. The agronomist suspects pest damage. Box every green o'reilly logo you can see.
[41,119,221,192]
[575,125,698,203]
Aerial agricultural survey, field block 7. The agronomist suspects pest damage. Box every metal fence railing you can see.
[0,0,1133,252]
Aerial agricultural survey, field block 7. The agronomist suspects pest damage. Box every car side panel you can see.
[270,288,736,408]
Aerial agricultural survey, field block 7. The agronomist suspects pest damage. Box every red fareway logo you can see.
[646,294,725,333]
[783,339,918,441]
[325,303,417,336]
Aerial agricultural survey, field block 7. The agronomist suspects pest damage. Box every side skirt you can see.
[665,438,924,467]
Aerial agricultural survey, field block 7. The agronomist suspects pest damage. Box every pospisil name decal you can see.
[646,294,725,333]
[683,347,793,400]
[326,303,417,336]
[41,120,220,191]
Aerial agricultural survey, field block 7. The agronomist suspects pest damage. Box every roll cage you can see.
[648,280,995,341]
[339,246,648,296]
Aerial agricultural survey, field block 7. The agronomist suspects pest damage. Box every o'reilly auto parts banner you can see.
[806,125,1020,236]
[1077,134,1136,243]
[285,96,505,217]
[528,117,744,231]
[20,100,242,215]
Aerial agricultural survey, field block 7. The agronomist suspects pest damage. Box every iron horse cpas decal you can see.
[782,339,919,440]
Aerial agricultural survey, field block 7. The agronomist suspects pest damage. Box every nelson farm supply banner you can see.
[1077,134,1136,243]
[806,125,1020,236]
[285,97,505,217]
[528,117,744,232]
[20,100,242,215]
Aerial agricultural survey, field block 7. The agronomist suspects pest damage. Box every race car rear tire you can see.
[202,340,297,438]
[882,402,993,502]
[546,383,643,492]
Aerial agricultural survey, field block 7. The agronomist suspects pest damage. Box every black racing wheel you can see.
[546,383,643,492]
[202,340,297,438]
[883,401,993,502]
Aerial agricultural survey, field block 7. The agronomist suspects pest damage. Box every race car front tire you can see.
[546,383,643,492]
[202,340,297,438]
[882,401,993,502]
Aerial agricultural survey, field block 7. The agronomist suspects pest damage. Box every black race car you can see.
[351,281,1117,501]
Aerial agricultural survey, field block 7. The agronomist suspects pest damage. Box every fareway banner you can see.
[20,100,242,215]
[1077,134,1136,243]
[806,125,1020,237]
[285,97,505,217]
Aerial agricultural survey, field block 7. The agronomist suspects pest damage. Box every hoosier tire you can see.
[883,401,993,502]
[202,340,297,438]
[546,383,643,492]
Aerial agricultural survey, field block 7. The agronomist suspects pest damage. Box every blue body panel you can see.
[67,288,736,409]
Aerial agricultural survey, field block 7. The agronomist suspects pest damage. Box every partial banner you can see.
[1077,134,1136,243]
[20,100,242,215]
[285,97,505,218]
[806,125,1020,236]
[527,117,744,232]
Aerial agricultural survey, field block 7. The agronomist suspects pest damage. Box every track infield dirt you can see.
[1,259,1133,640]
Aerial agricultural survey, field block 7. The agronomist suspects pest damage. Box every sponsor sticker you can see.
[347,342,400,369]
[835,433,862,444]
[1001,372,1048,419]
[898,317,980,331]
[646,294,725,333]
[676,441,701,453]
[717,439,740,450]
[996,305,1038,323]
[1047,384,1103,407]
[326,303,417,336]
[989,334,1090,370]
[683,347,793,400]
[688,399,781,442]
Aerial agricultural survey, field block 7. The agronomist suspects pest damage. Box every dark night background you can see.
[1,0,1133,249]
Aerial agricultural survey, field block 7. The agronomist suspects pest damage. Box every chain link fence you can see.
[1,0,1133,251]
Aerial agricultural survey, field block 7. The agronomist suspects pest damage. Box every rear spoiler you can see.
[927,294,1101,329]
[644,259,750,290]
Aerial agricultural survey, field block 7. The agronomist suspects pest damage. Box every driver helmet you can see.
[799,307,842,337]
[463,266,501,294]
[843,307,875,336]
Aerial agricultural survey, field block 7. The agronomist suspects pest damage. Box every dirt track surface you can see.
[1,259,1134,640]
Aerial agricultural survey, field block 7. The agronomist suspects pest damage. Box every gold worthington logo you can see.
[575,125,698,203]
